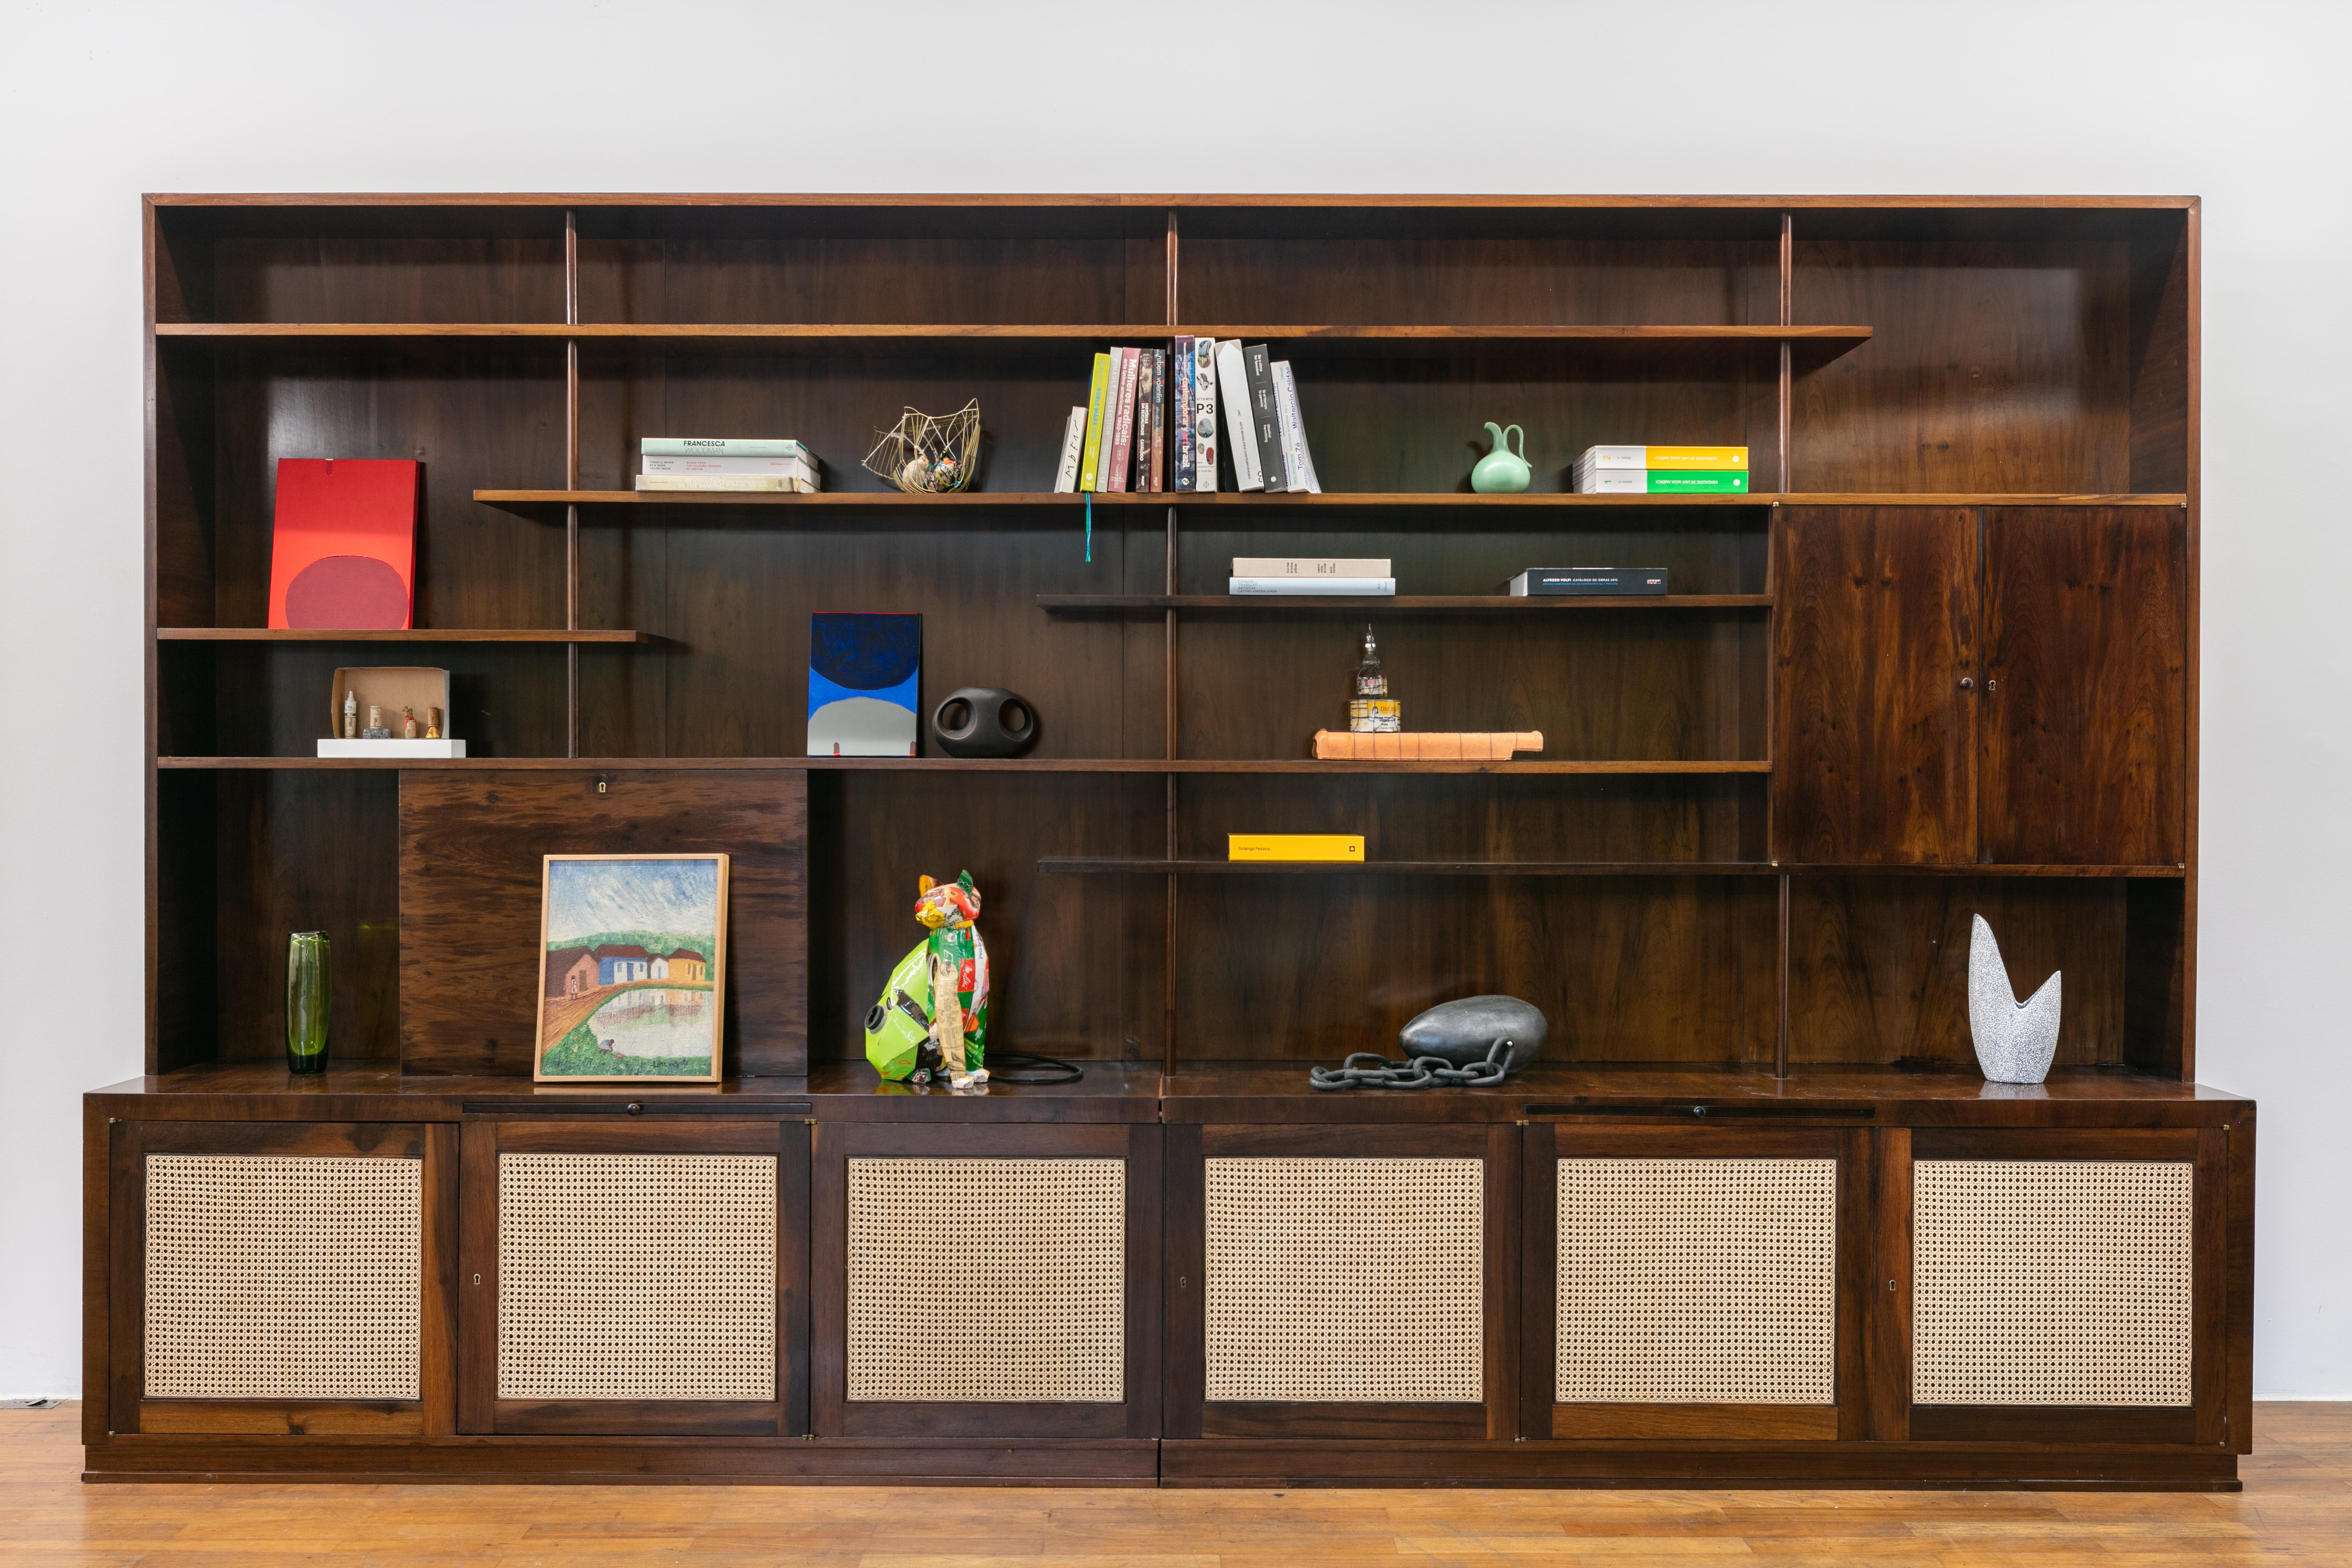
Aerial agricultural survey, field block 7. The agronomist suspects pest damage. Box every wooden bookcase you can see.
[93,193,2246,1490]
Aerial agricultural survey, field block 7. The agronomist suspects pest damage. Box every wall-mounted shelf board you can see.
[155,628,650,644]
[473,489,2186,510]
[1040,857,2186,878]
[157,756,1771,775]
[1039,594,1771,612]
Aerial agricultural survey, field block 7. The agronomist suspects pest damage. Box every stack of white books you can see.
[1228,556,1393,595]
[634,437,821,493]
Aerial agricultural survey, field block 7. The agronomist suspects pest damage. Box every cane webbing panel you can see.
[1914,1159,2193,1407]
[144,1154,421,1401]
[1554,1157,1837,1404]
[498,1153,775,1402]
[1205,1156,1483,1403]
[846,1157,1126,1402]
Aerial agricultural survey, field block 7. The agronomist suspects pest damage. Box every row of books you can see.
[1054,339,1321,495]
[631,437,823,493]
[1572,444,1747,495]
[1230,557,1670,596]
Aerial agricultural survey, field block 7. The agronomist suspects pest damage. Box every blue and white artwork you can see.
[808,611,920,757]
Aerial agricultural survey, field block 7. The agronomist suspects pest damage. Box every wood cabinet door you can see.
[1980,509,2188,865]
[810,1122,1163,1439]
[1523,1123,1869,1440]
[1878,1127,2234,1447]
[1775,507,1979,864]
[106,1119,458,1438]
[1166,1123,1518,1441]
[459,1117,805,1436]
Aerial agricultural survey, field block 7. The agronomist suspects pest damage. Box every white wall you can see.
[4,0,2345,1398]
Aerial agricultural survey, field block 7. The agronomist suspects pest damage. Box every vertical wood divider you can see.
[1775,873,1791,1078]
[1777,211,1793,493]
[563,209,581,758]
[1164,211,1181,1074]
[2180,201,2202,1083]
[1770,214,1794,1065]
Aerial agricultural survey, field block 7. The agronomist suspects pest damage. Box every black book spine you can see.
[1242,342,1288,493]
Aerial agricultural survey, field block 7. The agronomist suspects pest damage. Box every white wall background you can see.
[3,0,2345,1398]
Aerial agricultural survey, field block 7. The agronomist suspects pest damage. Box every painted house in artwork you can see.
[544,946,598,997]
[593,943,653,984]
[660,947,709,981]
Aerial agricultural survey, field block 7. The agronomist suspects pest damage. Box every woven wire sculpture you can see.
[862,400,982,494]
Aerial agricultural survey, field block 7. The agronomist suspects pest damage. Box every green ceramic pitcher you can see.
[1471,422,1532,493]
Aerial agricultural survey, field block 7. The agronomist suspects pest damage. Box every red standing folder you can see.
[266,458,419,629]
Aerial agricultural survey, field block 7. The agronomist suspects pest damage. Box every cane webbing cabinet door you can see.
[810,1122,1162,1440]
[1166,1124,1519,1441]
[1522,1123,1867,1440]
[459,1118,805,1437]
[1888,1128,2231,1446]
[106,1119,458,1437]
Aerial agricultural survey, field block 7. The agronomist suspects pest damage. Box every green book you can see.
[1577,470,1751,495]
[1079,352,1112,492]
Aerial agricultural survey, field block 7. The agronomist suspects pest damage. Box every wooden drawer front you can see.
[1914,1158,2192,1407]
[1207,1156,1484,1403]
[847,1157,1126,1403]
[1556,1156,1837,1406]
[147,1153,422,1401]
[498,1152,777,1402]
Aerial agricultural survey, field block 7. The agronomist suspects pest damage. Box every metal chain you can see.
[1308,1038,1521,1091]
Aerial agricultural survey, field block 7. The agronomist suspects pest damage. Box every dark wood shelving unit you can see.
[107,192,2233,1493]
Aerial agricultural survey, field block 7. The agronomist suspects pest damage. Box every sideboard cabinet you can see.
[94,192,2237,1489]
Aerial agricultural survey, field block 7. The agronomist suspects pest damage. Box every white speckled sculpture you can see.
[1968,914,2061,1083]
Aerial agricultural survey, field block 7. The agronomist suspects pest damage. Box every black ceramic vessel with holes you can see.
[931,686,1038,758]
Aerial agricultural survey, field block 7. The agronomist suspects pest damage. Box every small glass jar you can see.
[286,931,330,1074]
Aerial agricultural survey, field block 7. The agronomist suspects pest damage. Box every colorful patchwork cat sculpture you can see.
[863,871,992,1088]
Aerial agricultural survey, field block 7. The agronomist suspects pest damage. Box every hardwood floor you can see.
[8,1404,2348,1566]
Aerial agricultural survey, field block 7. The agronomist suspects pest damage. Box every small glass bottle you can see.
[1348,625,1401,733]
[286,931,330,1074]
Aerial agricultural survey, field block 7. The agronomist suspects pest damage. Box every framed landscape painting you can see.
[534,853,729,1082]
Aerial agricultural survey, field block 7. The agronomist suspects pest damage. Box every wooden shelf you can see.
[1042,858,2184,878]
[474,489,2184,510]
[1039,594,1771,612]
[158,756,1770,775]
[158,320,1872,357]
[155,628,650,644]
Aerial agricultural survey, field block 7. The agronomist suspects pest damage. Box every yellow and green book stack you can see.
[1573,445,1748,494]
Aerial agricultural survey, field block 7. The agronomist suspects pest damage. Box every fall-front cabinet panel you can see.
[458,1118,807,1436]
[105,1120,459,1437]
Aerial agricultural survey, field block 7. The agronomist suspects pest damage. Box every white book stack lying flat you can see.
[1229,556,1393,595]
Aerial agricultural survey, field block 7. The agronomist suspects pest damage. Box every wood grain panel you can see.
[1177,877,1777,1065]
[1792,240,2132,493]
[1981,509,2186,865]
[575,206,1153,326]
[209,769,400,1062]
[809,771,1163,1064]
[201,209,565,324]
[1773,507,1976,864]
[1787,877,2126,1067]
[397,770,807,1075]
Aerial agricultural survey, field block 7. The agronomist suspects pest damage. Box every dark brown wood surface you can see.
[397,769,807,1075]
[1774,507,1977,863]
[1980,508,2187,865]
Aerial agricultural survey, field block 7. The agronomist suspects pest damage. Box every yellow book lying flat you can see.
[1228,834,1366,863]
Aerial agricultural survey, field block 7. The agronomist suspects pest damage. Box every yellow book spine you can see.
[1227,834,1366,862]
[1079,352,1112,491]
[1643,445,1749,470]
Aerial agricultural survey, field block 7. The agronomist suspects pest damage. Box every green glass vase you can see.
[286,931,330,1074]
